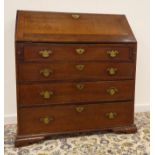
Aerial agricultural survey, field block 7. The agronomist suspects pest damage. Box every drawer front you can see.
[23,44,133,62]
[18,62,135,82]
[18,102,133,135]
[19,81,134,106]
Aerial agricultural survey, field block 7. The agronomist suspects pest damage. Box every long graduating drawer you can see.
[23,44,133,62]
[18,62,135,82]
[18,102,134,135]
[19,80,134,106]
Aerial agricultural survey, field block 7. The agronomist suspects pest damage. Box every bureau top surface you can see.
[15,10,136,43]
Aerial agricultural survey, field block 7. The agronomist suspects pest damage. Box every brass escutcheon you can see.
[105,112,117,119]
[40,116,53,124]
[107,67,118,75]
[75,64,85,71]
[76,106,84,113]
[40,91,54,99]
[76,48,85,55]
[71,14,80,19]
[107,87,118,96]
[76,84,85,90]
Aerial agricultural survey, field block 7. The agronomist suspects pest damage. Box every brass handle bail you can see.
[39,50,52,58]
[40,68,53,77]
[107,67,118,76]
[107,50,119,58]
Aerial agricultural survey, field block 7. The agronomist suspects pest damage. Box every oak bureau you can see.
[15,10,137,147]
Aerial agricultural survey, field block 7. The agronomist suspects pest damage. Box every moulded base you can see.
[15,124,137,147]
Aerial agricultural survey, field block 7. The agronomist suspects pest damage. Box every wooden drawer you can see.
[23,44,134,62]
[19,80,134,106]
[18,102,133,135]
[18,62,135,82]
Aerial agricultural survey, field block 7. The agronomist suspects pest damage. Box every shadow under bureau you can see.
[15,10,137,147]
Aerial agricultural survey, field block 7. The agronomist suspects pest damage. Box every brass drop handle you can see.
[39,50,52,58]
[75,64,85,71]
[40,68,53,77]
[72,14,80,19]
[107,67,118,75]
[107,50,119,58]
[107,87,118,96]
[76,106,84,113]
[76,48,85,55]
[105,112,117,119]
[40,91,54,99]
[40,116,53,124]
[76,84,85,90]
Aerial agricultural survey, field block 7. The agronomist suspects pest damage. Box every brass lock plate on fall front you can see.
[71,14,80,19]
